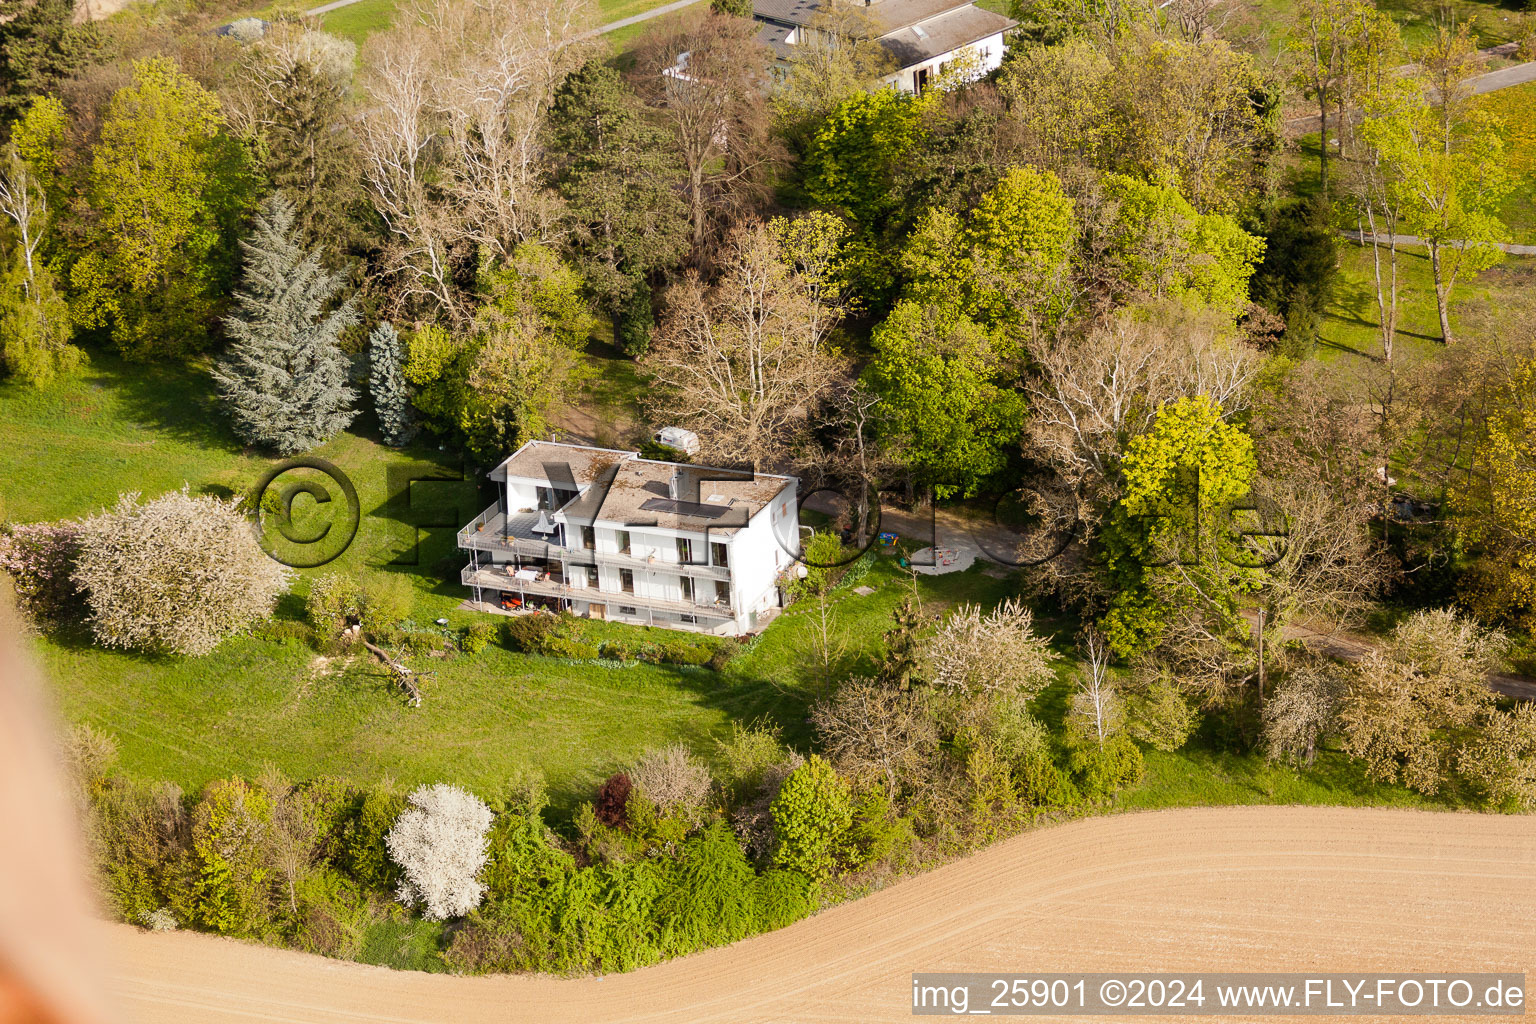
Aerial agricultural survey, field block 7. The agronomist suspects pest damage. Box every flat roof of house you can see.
[490,441,796,534]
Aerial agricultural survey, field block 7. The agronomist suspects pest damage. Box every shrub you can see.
[846,785,913,870]
[751,869,816,931]
[715,721,788,804]
[655,823,758,955]
[1069,735,1145,799]
[90,778,189,923]
[342,787,405,893]
[459,621,496,655]
[502,613,559,652]
[707,642,740,672]
[0,520,83,625]
[385,783,494,921]
[630,744,714,819]
[73,489,292,655]
[188,778,274,936]
[771,755,853,879]
[921,598,1055,701]
[252,619,316,647]
[360,575,414,632]
[306,573,362,632]
[595,773,633,827]
[293,870,370,959]
[537,634,600,660]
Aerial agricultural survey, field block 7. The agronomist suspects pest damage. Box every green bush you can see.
[751,869,816,931]
[502,613,559,652]
[342,788,405,893]
[91,778,189,924]
[771,755,853,879]
[1069,735,1145,799]
[293,870,370,959]
[187,778,273,937]
[846,785,913,870]
[540,634,601,659]
[715,721,788,803]
[458,621,497,655]
[706,642,740,672]
[360,575,414,632]
[306,574,362,631]
[655,822,759,955]
[252,619,316,648]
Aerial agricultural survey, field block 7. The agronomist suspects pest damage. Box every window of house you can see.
[677,537,692,563]
[620,568,635,593]
[586,566,599,587]
[710,541,728,567]
[616,530,630,554]
[680,576,694,602]
[714,580,730,605]
[581,525,595,550]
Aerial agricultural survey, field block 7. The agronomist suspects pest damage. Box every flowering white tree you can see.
[384,784,492,921]
[72,488,292,655]
[921,598,1055,700]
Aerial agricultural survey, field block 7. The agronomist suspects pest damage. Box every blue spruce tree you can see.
[213,194,358,454]
[368,322,416,446]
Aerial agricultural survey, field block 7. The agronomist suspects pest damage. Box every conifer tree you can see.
[214,193,358,453]
[368,321,415,446]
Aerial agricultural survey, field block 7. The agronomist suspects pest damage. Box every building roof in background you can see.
[877,4,1013,64]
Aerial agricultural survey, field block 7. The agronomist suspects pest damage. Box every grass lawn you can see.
[296,0,707,50]
[316,0,398,45]
[1233,0,1529,53]
[1,351,1466,830]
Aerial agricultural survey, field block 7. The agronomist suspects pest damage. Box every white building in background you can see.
[754,0,1014,95]
[458,441,801,635]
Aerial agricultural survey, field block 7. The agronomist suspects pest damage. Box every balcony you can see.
[461,563,734,620]
[459,505,732,581]
[458,505,563,558]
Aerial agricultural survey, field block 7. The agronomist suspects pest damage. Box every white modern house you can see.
[754,0,1014,95]
[458,441,802,635]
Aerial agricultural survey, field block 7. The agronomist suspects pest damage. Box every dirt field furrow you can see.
[103,806,1536,1024]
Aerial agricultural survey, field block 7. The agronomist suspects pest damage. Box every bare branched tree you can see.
[1067,631,1123,747]
[357,0,596,321]
[810,677,938,798]
[634,11,782,256]
[644,222,847,468]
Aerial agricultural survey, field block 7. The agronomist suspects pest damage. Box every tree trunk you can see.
[1428,242,1454,343]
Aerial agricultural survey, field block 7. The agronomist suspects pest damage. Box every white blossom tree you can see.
[72,488,292,655]
[920,598,1055,700]
[384,783,492,921]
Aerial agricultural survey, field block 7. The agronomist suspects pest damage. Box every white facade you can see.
[459,442,800,635]
[879,34,1007,95]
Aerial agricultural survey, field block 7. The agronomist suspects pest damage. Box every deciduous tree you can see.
[72,488,293,656]
[385,783,493,921]
[72,57,255,359]
[644,222,845,468]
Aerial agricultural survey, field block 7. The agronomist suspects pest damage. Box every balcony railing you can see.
[458,505,732,580]
[461,563,734,619]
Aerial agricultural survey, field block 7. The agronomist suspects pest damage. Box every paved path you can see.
[1341,229,1536,257]
[1285,50,1536,135]
[101,806,1536,1024]
[300,0,704,33]
[1245,611,1536,701]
